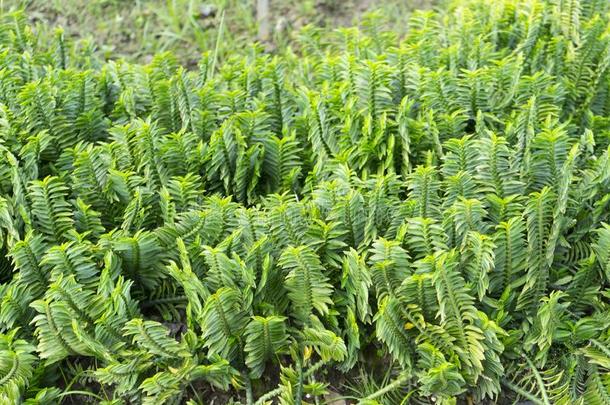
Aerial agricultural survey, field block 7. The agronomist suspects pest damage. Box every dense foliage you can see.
[1,0,610,403]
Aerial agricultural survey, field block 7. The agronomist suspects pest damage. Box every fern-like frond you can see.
[279,245,333,323]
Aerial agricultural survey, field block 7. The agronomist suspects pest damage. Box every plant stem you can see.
[58,390,104,401]
[254,360,325,405]
[295,356,304,405]
[210,9,225,78]
[364,372,410,401]
[254,386,283,405]
[244,370,254,405]
[501,380,544,405]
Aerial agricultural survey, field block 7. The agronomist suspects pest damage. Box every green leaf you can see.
[244,316,289,378]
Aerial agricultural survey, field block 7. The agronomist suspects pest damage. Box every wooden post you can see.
[257,0,270,42]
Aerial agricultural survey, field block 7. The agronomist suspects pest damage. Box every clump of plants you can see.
[1,1,610,404]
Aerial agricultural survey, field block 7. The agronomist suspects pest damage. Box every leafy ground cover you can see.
[1,0,610,404]
[4,0,435,65]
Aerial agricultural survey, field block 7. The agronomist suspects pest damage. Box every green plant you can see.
[1,0,610,404]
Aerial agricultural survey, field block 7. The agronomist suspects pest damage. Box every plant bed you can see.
[1,1,610,403]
